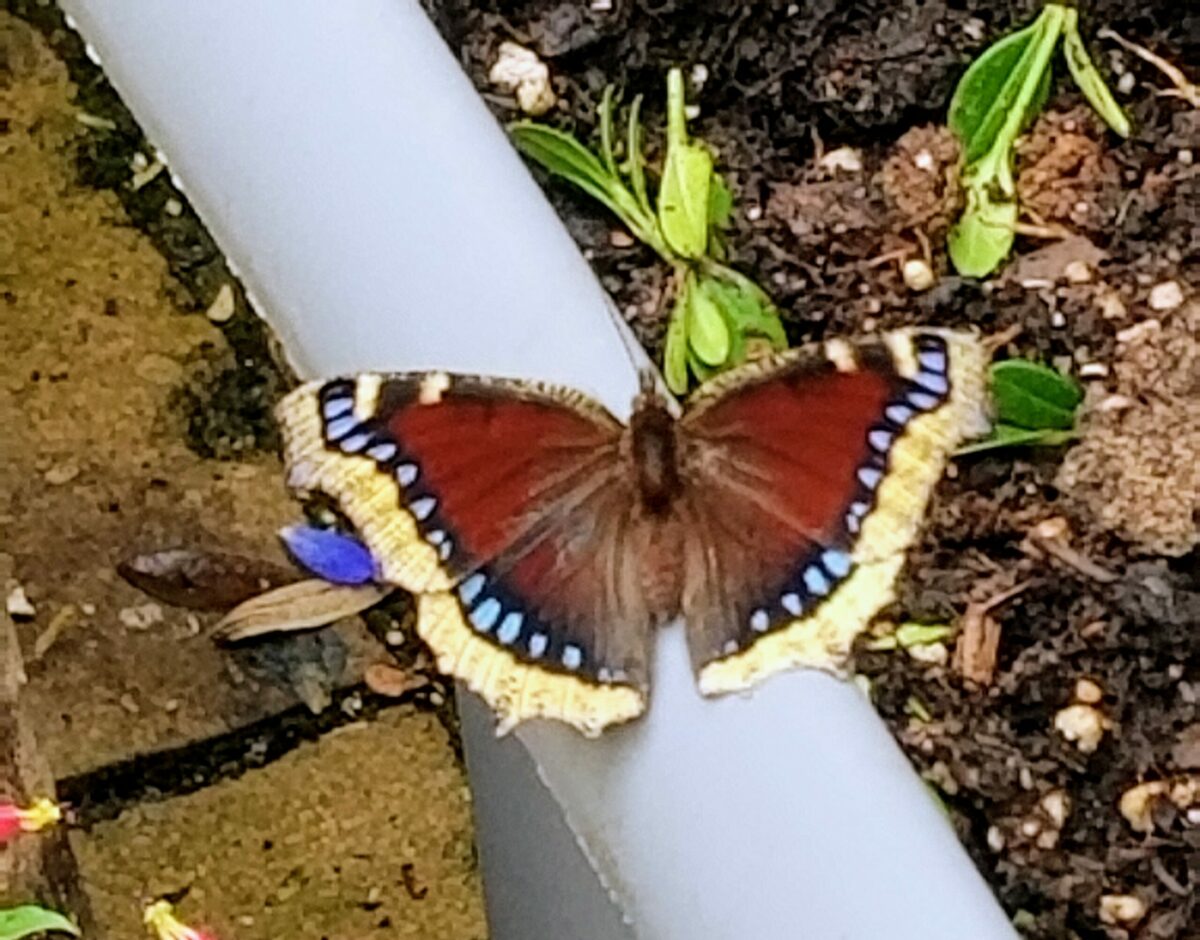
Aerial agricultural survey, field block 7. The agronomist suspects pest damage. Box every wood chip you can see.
[953,580,1030,685]
[364,662,432,698]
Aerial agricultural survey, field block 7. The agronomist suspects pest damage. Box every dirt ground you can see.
[1,10,485,939]
[2,1,1197,939]
[429,1,1198,937]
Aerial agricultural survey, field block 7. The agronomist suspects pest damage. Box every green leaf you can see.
[708,174,734,229]
[687,274,732,366]
[947,159,1018,277]
[663,280,692,395]
[702,265,788,348]
[510,122,665,254]
[658,68,712,258]
[866,622,955,651]
[1061,9,1132,138]
[949,19,1043,163]
[625,94,653,219]
[955,423,1078,456]
[597,84,618,178]
[0,906,80,940]
[990,359,1083,429]
[946,6,1066,277]
[659,142,712,258]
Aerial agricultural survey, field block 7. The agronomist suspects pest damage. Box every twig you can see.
[1099,28,1200,109]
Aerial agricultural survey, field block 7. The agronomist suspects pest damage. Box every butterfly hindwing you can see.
[678,329,989,694]
[276,372,650,735]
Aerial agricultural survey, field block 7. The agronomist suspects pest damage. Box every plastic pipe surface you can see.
[61,2,1019,938]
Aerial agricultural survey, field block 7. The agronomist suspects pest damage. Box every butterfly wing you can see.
[676,329,989,694]
[275,372,651,735]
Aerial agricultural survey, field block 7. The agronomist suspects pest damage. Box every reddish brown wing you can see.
[275,373,651,735]
[678,329,989,694]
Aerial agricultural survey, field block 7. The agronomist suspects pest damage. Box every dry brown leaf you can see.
[119,547,299,611]
[214,579,391,641]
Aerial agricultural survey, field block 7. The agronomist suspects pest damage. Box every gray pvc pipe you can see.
[62,2,1019,938]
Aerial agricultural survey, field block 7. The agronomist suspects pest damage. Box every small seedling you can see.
[947,5,1130,277]
[511,68,785,393]
[0,906,79,940]
[957,358,1083,455]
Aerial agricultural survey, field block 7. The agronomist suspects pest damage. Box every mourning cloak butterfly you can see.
[276,328,988,736]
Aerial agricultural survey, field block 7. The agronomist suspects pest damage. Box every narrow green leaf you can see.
[1062,9,1132,138]
[0,906,80,940]
[955,423,1078,456]
[625,94,653,219]
[510,121,665,255]
[687,274,732,366]
[990,359,1083,429]
[663,279,692,394]
[598,85,618,178]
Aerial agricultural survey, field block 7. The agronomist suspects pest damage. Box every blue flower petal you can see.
[280,524,378,585]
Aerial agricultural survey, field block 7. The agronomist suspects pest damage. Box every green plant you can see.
[510,69,786,393]
[947,5,1130,277]
[957,358,1083,455]
[0,906,79,940]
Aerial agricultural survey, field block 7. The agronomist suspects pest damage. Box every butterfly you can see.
[274,328,989,736]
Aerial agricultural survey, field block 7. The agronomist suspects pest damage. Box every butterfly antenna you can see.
[602,299,681,413]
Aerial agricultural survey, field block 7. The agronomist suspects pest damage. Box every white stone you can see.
[1148,280,1183,311]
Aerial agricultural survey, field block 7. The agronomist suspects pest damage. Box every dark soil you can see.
[428,2,1199,937]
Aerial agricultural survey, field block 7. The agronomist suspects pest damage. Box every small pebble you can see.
[745,205,763,222]
[1179,149,1194,166]
[902,258,935,292]
[1099,894,1146,926]
[1078,362,1108,378]
[164,197,183,216]
[818,146,863,174]
[43,462,80,485]
[609,229,635,248]
[1096,290,1126,320]
[913,149,935,172]
[384,629,405,647]
[6,585,36,619]
[118,602,164,630]
[1063,260,1091,283]
[1117,72,1136,95]
[488,42,556,116]
[1074,677,1104,704]
[1050,310,1066,328]
[119,693,140,714]
[986,825,1005,852]
[206,283,236,323]
[1147,280,1183,311]
[1054,703,1109,753]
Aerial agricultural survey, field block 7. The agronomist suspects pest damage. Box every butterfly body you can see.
[276,328,989,736]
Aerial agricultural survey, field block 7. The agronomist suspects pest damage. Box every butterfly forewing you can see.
[276,372,652,735]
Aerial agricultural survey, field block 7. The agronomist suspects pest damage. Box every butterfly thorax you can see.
[628,394,683,517]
